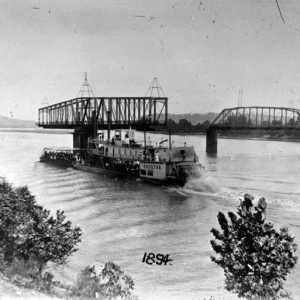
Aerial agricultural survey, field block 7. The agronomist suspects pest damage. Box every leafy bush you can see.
[71,262,138,300]
[210,194,298,300]
[0,179,82,289]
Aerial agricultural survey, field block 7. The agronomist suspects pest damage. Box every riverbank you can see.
[0,179,139,300]
[0,273,238,300]
[0,274,61,300]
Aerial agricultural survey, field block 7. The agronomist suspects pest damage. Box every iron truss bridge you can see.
[38,96,168,130]
[211,106,300,130]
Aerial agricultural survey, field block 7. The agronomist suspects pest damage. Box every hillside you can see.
[168,112,218,125]
[0,115,36,128]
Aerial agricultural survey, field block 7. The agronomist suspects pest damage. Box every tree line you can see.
[167,118,211,133]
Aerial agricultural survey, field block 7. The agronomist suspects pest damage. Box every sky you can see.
[1,0,300,120]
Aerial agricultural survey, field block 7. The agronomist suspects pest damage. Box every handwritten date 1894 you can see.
[142,252,173,265]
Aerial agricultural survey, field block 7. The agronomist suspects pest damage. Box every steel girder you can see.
[38,96,168,130]
[211,106,300,130]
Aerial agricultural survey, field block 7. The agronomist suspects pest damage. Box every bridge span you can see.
[38,96,168,149]
[207,106,300,153]
[38,96,168,130]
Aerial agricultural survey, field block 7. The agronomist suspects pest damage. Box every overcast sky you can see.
[1,0,300,120]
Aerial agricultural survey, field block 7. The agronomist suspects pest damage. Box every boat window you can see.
[147,170,153,176]
[180,150,186,156]
[141,169,146,175]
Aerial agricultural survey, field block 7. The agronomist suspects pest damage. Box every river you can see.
[0,129,299,300]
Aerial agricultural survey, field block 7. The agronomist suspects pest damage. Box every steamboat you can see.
[40,129,203,186]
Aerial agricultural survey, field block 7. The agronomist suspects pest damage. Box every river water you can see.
[0,129,299,300]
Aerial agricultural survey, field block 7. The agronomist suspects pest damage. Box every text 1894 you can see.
[142,252,173,265]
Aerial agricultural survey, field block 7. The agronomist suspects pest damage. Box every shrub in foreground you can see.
[0,179,82,291]
[71,262,138,300]
[210,194,297,299]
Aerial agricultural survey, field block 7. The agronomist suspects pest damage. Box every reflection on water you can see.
[0,131,300,299]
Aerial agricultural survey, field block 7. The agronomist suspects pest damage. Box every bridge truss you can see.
[38,96,168,130]
[211,106,300,129]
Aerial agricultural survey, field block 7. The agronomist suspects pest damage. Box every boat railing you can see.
[42,147,82,153]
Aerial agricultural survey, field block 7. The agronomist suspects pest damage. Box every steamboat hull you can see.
[139,176,186,186]
[72,161,188,186]
[40,157,73,168]
[72,162,137,179]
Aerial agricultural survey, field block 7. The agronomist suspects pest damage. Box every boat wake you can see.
[182,173,221,195]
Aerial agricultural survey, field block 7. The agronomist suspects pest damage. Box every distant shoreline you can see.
[218,135,300,143]
[149,130,300,143]
[0,127,73,134]
[1,127,299,143]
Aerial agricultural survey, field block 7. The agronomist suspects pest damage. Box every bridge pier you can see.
[73,128,92,149]
[206,127,218,154]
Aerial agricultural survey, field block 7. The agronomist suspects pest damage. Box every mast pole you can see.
[93,110,97,138]
[107,111,111,140]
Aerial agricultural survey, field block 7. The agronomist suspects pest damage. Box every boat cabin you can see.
[112,129,135,147]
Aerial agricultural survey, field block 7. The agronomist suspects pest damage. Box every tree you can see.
[202,120,211,129]
[210,194,298,300]
[0,180,82,275]
[178,118,192,131]
[167,119,178,131]
[72,262,138,300]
